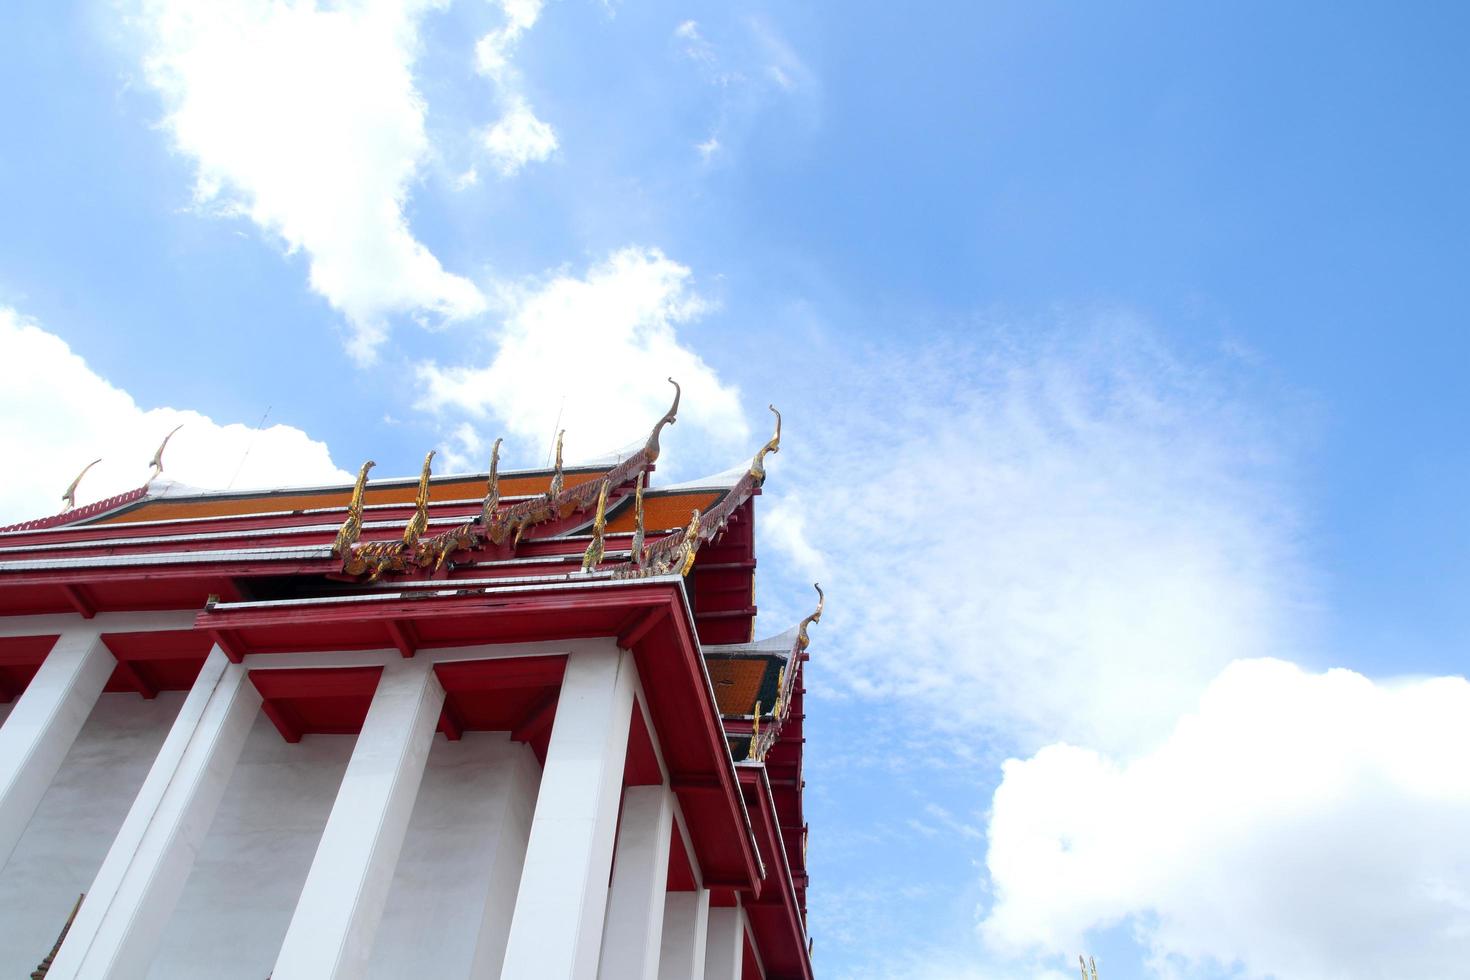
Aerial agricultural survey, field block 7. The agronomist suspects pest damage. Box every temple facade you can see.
[0,385,816,979]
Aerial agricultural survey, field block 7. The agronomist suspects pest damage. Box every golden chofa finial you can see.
[402,450,435,547]
[680,508,702,576]
[480,437,503,528]
[146,424,183,487]
[548,430,565,499]
[61,459,102,514]
[643,378,681,461]
[749,405,781,486]
[796,583,824,652]
[581,480,610,572]
[334,460,374,556]
[747,701,762,760]
[630,472,647,568]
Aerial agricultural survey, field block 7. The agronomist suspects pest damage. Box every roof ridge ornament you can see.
[333,460,375,556]
[548,430,565,499]
[61,459,102,514]
[146,424,183,488]
[644,377,681,461]
[480,437,502,530]
[796,582,824,653]
[747,701,762,761]
[749,405,781,486]
[581,479,610,572]
[630,472,647,569]
[402,450,435,547]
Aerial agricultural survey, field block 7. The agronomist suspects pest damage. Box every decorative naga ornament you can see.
[581,480,610,572]
[333,460,375,556]
[402,451,435,548]
[548,430,565,500]
[480,438,502,530]
[644,378,680,461]
[749,405,781,486]
[1078,956,1099,980]
[146,424,183,488]
[796,583,824,653]
[679,508,702,576]
[630,472,646,568]
[60,459,101,514]
[747,701,762,761]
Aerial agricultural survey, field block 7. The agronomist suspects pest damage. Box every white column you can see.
[272,658,445,980]
[598,784,675,979]
[658,889,710,980]
[47,646,259,980]
[463,740,540,979]
[0,628,111,870]
[500,643,635,980]
[703,904,744,980]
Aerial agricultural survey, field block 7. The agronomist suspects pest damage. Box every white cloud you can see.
[0,308,349,523]
[484,94,559,176]
[983,658,1470,979]
[476,0,557,177]
[766,325,1307,757]
[416,246,747,466]
[129,0,484,363]
[695,135,721,161]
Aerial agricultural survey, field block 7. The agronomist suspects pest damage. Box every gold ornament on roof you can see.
[1078,956,1099,980]
[644,378,680,461]
[581,480,610,572]
[679,508,702,576]
[333,460,375,556]
[146,424,183,487]
[797,583,824,652]
[630,471,647,568]
[548,430,565,500]
[747,701,762,760]
[749,405,781,486]
[402,451,435,547]
[480,437,502,530]
[60,459,101,514]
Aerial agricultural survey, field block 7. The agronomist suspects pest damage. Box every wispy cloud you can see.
[475,0,558,176]
[127,0,484,364]
[0,308,347,522]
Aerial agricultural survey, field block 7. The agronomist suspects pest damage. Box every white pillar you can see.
[467,743,540,980]
[47,647,259,980]
[703,904,744,980]
[272,658,445,980]
[500,643,635,980]
[598,784,675,979]
[0,628,111,870]
[658,889,710,980]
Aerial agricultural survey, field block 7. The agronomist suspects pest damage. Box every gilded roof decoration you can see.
[726,582,824,764]
[480,437,502,530]
[797,583,824,652]
[749,405,781,486]
[61,459,101,514]
[630,472,647,568]
[581,480,610,572]
[643,378,680,461]
[146,424,183,488]
[332,460,375,557]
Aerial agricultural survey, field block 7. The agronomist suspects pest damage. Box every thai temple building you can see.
[0,383,817,980]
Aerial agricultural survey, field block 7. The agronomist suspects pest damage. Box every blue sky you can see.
[2,2,1469,977]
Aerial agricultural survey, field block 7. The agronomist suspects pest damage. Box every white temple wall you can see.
[146,714,354,980]
[367,732,541,979]
[0,691,183,976]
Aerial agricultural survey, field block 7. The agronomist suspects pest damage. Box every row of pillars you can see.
[0,628,756,980]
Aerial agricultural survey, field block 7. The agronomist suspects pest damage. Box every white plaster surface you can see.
[272,658,445,980]
[145,715,354,979]
[367,732,540,980]
[704,905,744,980]
[658,890,710,980]
[0,692,182,977]
[599,784,675,980]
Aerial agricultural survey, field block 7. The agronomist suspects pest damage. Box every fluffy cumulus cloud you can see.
[984,658,1470,978]
[130,0,484,362]
[770,326,1306,758]
[476,0,558,176]
[0,308,348,523]
[416,246,746,467]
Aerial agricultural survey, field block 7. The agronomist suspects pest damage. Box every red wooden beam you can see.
[438,702,465,742]
[113,660,158,700]
[60,583,95,619]
[210,628,246,663]
[385,619,418,658]
[617,606,667,650]
[261,700,303,743]
[511,689,560,745]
